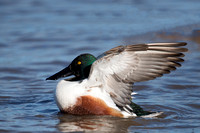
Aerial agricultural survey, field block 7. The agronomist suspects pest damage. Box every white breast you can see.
[55,79,119,111]
[55,80,85,111]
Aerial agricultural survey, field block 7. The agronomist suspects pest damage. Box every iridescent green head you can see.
[46,54,97,81]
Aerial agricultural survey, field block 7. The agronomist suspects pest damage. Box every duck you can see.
[46,42,188,118]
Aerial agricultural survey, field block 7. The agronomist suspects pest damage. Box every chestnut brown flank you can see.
[62,95,123,117]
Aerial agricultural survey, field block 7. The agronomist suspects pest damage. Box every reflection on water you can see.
[56,114,134,132]
[1,0,200,132]
[56,114,167,132]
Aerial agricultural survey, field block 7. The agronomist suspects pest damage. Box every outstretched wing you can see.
[88,43,188,112]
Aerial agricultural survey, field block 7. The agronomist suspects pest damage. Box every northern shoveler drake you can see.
[46,42,188,118]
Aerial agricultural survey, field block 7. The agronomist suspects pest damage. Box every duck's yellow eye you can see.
[77,61,82,65]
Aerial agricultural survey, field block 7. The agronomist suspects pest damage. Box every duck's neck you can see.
[70,64,92,81]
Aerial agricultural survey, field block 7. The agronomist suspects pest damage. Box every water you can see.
[0,0,200,132]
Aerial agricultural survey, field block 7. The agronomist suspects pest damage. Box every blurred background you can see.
[0,0,200,132]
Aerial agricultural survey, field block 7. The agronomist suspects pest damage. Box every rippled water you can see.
[1,0,200,132]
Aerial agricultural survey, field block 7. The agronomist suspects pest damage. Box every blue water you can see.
[0,0,200,132]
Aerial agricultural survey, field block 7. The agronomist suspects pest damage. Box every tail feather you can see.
[130,102,155,116]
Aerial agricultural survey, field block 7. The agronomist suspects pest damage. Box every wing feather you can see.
[87,42,187,113]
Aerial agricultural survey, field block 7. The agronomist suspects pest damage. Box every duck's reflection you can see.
[56,113,142,132]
